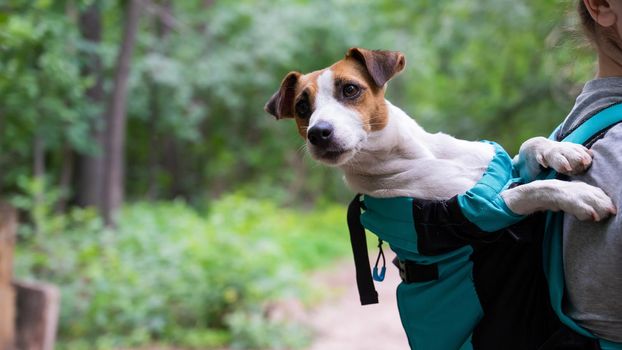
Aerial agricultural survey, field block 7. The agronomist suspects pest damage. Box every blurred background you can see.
[0,0,597,349]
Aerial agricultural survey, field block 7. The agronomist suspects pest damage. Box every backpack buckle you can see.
[393,258,439,283]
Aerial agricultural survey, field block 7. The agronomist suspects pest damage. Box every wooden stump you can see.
[0,202,61,350]
[0,202,17,350]
[14,281,60,350]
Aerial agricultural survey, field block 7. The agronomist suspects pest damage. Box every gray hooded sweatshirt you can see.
[557,77,622,342]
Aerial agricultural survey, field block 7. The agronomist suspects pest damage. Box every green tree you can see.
[1,0,596,211]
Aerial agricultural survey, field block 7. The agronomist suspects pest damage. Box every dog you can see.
[264,48,616,221]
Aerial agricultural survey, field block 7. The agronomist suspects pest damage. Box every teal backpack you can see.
[347,103,622,350]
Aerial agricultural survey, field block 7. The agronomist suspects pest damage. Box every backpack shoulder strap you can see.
[347,194,379,305]
[544,102,622,345]
[552,102,622,143]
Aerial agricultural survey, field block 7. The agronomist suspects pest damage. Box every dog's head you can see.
[265,48,406,166]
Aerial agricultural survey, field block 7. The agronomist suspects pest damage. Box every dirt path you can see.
[305,260,410,350]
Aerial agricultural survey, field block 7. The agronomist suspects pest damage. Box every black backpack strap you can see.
[347,194,378,305]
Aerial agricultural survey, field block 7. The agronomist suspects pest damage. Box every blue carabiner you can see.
[373,239,386,282]
[373,266,386,282]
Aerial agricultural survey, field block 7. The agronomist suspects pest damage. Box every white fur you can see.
[341,102,494,199]
[517,137,593,179]
[310,68,615,221]
[307,71,365,165]
[500,180,614,221]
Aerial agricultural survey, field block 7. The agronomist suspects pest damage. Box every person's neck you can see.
[597,47,622,77]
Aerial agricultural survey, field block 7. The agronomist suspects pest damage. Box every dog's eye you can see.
[343,84,360,99]
[295,100,311,119]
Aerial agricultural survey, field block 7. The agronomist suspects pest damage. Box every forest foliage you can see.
[0,0,597,348]
[1,0,595,207]
[14,193,350,349]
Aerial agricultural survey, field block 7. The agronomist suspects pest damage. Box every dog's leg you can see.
[516,137,593,181]
[501,179,616,221]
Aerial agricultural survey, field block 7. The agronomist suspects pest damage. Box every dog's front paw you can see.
[560,182,617,221]
[538,142,592,175]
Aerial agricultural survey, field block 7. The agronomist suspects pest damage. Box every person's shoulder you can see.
[593,122,622,148]
[587,123,622,181]
[603,122,622,139]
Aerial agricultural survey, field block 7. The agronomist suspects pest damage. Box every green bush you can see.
[14,193,350,349]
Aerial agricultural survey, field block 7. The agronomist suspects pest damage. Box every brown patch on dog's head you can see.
[265,69,325,138]
[328,48,406,131]
[345,48,405,88]
[289,70,323,138]
[264,71,301,120]
[265,48,406,137]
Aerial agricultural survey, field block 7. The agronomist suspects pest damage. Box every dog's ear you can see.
[264,71,301,120]
[346,48,406,87]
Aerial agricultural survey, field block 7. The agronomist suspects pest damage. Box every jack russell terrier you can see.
[264,48,616,221]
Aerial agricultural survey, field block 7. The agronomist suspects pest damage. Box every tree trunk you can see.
[0,110,4,193]
[0,203,16,350]
[33,133,45,181]
[0,110,4,138]
[162,136,184,198]
[146,0,172,200]
[33,134,45,235]
[146,80,160,201]
[102,0,142,227]
[75,1,105,209]
[56,142,74,213]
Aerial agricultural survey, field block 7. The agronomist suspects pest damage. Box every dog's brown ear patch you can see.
[265,71,301,119]
[346,48,405,87]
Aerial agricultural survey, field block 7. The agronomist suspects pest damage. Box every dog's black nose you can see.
[308,121,334,147]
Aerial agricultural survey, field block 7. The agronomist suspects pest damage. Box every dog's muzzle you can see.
[307,121,334,148]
